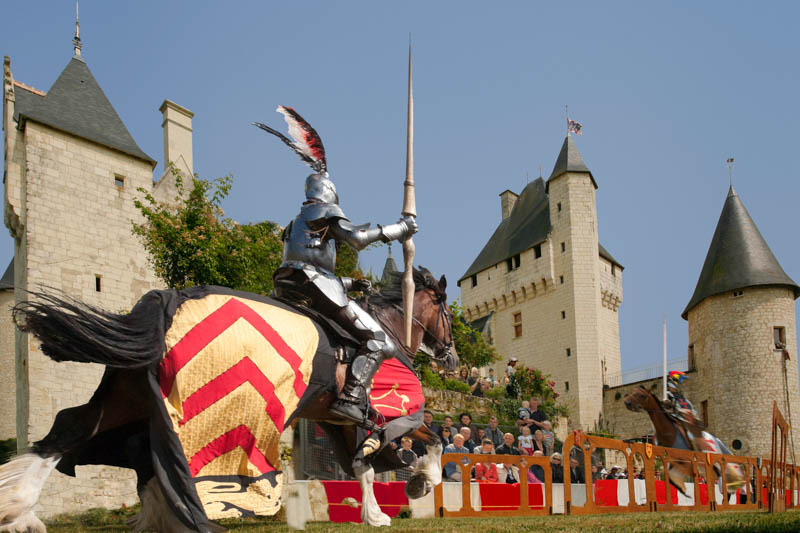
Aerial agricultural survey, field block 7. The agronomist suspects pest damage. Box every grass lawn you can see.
[45,509,800,532]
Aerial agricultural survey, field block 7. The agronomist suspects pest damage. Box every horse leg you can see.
[0,369,152,533]
[0,453,59,533]
[354,464,391,527]
[405,425,442,499]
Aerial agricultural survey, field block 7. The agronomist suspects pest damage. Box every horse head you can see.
[623,386,657,413]
[412,268,459,372]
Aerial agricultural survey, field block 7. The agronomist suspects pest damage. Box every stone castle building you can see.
[458,135,624,430]
[2,33,194,515]
[603,187,800,460]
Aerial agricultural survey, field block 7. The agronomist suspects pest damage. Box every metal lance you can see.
[401,46,416,346]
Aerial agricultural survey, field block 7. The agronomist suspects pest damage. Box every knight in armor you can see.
[255,107,418,426]
[666,371,700,428]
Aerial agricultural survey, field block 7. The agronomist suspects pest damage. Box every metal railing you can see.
[605,358,689,388]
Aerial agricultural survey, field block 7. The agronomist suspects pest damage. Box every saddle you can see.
[272,294,359,363]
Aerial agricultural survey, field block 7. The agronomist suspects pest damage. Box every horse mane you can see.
[366,267,446,308]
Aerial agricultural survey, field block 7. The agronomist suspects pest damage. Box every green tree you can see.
[496,363,569,421]
[133,168,364,293]
[450,300,499,370]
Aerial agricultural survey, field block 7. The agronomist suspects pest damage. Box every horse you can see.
[623,385,745,496]
[0,267,458,532]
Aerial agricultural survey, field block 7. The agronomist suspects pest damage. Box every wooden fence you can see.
[434,401,796,517]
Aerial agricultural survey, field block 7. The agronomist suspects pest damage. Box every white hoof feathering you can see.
[355,465,391,527]
[0,453,60,533]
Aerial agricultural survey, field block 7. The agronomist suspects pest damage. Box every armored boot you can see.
[329,301,397,425]
[330,350,388,424]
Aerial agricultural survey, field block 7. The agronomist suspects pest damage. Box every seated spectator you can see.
[516,400,532,431]
[440,426,453,446]
[473,427,487,450]
[468,367,484,397]
[486,416,504,449]
[397,437,418,470]
[518,425,534,455]
[528,397,547,431]
[528,450,545,484]
[569,456,586,484]
[496,433,521,484]
[459,426,476,452]
[474,439,498,482]
[439,415,455,441]
[456,412,473,434]
[443,434,470,481]
[458,367,470,384]
[487,367,497,388]
[550,452,564,483]
[414,410,438,457]
[541,420,555,453]
[532,429,547,455]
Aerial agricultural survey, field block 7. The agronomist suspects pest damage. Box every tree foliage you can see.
[449,300,499,370]
[133,168,364,294]
[497,363,569,421]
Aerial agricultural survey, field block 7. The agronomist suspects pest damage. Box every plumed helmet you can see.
[668,370,687,385]
[305,173,338,204]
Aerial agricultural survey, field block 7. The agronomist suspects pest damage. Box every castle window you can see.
[561,311,566,320]
[114,174,125,188]
[688,344,695,371]
[774,327,787,350]
[561,242,566,253]
[701,400,708,427]
[566,348,571,357]
[611,264,616,277]
[506,254,521,272]
[95,275,102,292]
[733,290,744,297]
[565,381,569,392]
[471,274,477,288]
[559,275,564,284]
[533,244,542,259]
[557,202,562,212]
[513,312,522,338]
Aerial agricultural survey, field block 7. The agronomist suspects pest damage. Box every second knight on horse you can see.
[255,106,417,426]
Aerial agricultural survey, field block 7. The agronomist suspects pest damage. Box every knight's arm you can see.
[329,216,418,251]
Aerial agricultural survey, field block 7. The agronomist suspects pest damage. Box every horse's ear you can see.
[439,275,447,291]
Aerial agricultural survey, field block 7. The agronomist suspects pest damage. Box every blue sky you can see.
[2,1,799,376]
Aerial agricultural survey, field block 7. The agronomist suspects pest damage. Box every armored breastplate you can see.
[282,202,348,273]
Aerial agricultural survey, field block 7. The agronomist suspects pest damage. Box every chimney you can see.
[159,100,194,176]
[499,190,519,220]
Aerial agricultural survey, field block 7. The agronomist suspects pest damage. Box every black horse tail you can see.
[13,289,173,369]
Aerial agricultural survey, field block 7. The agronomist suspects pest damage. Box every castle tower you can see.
[2,34,192,515]
[683,187,800,458]
[458,135,622,430]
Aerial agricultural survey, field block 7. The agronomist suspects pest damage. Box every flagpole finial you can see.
[726,157,734,187]
[72,0,82,58]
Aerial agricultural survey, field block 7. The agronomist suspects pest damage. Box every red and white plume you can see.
[253,106,327,173]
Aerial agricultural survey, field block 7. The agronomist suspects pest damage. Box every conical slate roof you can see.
[14,57,155,167]
[682,187,799,319]
[459,177,551,282]
[381,246,399,285]
[547,134,596,190]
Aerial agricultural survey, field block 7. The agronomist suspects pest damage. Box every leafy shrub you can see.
[443,379,470,394]
[420,366,444,389]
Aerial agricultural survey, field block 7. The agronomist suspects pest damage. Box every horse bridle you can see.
[371,290,454,363]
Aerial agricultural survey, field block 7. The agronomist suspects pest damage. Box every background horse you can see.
[0,267,457,532]
[623,386,745,496]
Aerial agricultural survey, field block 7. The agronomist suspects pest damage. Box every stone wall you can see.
[9,120,164,517]
[421,386,494,418]
[0,289,15,440]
